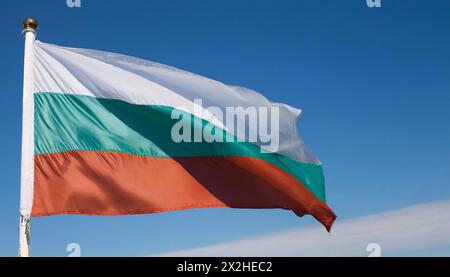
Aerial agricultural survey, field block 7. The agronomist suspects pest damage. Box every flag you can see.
[23,41,336,230]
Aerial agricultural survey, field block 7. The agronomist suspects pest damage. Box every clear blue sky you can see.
[0,0,449,256]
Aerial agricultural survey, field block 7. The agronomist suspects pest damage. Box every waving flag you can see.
[21,41,336,233]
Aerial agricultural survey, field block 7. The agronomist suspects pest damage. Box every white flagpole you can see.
[20,17,38,258]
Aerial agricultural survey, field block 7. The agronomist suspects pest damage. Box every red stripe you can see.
[33,151,336,230]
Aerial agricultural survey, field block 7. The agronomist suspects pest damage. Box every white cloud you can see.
[157,199,450,257]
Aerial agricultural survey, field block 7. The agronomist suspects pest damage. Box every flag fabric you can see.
[22,41,336,230]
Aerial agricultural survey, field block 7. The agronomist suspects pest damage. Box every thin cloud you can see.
[157,199,450,256]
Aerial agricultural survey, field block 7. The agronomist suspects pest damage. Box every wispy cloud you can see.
[157,199,450,257]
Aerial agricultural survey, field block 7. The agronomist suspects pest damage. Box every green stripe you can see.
[34,92,326,202]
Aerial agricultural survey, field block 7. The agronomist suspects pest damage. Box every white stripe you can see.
[33,41,319,164]
[33,41,226,130]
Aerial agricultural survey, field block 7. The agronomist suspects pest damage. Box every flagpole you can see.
[20,17,38,258]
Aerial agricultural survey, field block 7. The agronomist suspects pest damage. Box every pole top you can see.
[22,17,38,34]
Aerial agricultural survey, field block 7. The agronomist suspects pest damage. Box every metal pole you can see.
[20,17,38,258]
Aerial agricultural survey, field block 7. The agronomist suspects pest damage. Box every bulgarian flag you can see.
[20,40,336,244]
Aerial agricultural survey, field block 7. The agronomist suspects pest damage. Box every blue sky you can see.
[0,0,449,256]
